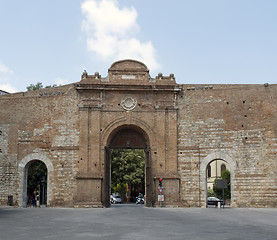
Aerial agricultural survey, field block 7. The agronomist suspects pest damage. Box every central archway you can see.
[103,125,153,207]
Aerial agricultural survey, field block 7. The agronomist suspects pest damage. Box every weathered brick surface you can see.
[0,60,276,208]
[0,85,80,206]
[177,84,277,207]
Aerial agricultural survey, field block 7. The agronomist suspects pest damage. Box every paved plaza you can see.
[0,205,276,240]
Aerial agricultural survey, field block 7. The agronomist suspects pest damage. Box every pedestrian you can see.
[32,192,36,207]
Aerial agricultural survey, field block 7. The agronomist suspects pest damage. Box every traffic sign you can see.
[158,186,164,193]
[158,195,164,202]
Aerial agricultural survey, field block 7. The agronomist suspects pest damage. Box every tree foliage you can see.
[111,149,145,197]
[27,82,57,91]
[213,169,231,199]
[207,187,216,197]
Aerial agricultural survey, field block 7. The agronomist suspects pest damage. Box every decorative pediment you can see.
[76,59,180,89]
[108,59,149,84]
[109,59,148,72]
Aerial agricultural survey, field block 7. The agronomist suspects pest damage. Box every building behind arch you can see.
[1,59,277,208]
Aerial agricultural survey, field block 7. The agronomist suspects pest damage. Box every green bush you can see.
[213,170,231,199]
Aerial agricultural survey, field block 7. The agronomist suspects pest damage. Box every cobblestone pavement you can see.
[0,205,276,240]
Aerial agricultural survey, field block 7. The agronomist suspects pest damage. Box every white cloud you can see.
[0,62,13,74]
[0,61,17,93]
[54,77,70,86]
[82,0,138,36]
[0,84,17,93]
[81,0,160,70]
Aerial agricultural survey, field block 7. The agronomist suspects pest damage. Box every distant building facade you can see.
[206,160,230,189]
[0,59,276,208]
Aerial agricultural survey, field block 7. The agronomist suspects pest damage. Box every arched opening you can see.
[104,125,152,207]
[206,159,231,207]
[26,160,47,207]
[111,149,145,204]
[18,153,53,207]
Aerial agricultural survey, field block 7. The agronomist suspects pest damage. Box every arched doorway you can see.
[111,149,145,204]
[103,125,153,207]
[206,159,231,207]
[18,153,54,207]
[200,152,236,208]
[27,160,47,207]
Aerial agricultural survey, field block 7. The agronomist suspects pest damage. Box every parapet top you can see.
[80,59,176,85]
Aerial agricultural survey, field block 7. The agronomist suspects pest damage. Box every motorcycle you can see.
[136,196,144,204]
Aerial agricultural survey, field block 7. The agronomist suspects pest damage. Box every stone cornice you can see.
[74,83,182,93]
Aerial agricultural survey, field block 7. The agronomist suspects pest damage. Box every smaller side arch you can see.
[18,153,54,207]
[200,152,236,207]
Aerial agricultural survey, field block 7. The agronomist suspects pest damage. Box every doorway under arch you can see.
[18,153,54,207]
[103,125,153,207]
[27,160,47,207]
[206,159,231,207]
[111,149,145,203]
[200,152,236,208]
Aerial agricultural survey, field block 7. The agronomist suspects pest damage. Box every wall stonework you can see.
[177,85,277,207]
[0,85,80,206]
[0,60,276,208]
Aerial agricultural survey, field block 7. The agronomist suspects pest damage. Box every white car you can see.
[110,195,122,204]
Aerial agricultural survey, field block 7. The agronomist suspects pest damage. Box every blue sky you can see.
[0,0,276,93]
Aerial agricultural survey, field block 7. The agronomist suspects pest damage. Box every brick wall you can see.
[0,85,80,206]
[177,84,277,207]
[1,65,277,208]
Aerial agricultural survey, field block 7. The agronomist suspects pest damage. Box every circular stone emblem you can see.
[121,95,137,111]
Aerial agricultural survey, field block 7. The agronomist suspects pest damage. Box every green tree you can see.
[27,82,57,91]
[111,149,145,201]
[213,169,231,199]
[27,161,47,200]
[27,82,44,91]
[207,187,216,197]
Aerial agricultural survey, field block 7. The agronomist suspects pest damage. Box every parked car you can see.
[110,195,122,204]
[207,197,224,207]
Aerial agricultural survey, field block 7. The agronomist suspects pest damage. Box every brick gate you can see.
[74,60,181,207]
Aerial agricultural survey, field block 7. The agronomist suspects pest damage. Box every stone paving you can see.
[0,205,277,240]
